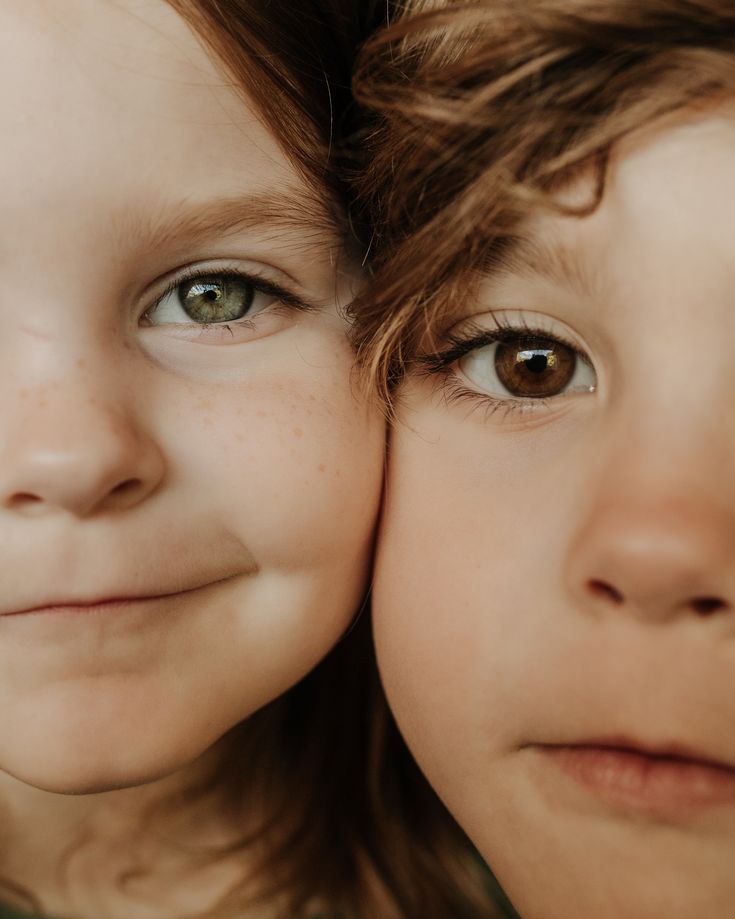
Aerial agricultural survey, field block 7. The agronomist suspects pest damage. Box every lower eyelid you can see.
[438,376,548,418]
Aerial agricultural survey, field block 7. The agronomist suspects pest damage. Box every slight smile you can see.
[0,576,238,617]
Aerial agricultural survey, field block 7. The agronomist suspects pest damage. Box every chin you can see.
[0,734,203,796]
[0,688,226,795]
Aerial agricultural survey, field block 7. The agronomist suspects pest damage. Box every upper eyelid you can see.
[420,322,586,374]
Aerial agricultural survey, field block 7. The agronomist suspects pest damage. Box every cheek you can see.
[0,341,384,794]
[373,407,573,784]
[374,452,498,793]
[156,353,384,570]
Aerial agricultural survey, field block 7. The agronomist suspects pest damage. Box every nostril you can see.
[110,478,141,498]
[690,596,728,616]
[7,492,42,509]
[588,579,624,605]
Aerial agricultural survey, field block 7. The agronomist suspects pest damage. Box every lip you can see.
[0,578,229,617]
[534,740,735,814]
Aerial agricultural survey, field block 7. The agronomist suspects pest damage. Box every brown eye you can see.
[495,337,576,397]
[178,276,254,323]
[458,333,596,400]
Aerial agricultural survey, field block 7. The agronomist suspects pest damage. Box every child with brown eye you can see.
[0,2,494,918]
[351,1,735,916]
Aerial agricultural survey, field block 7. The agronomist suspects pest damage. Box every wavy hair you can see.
[350,0,735,400]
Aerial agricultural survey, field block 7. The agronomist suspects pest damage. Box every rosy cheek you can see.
[152,371,381,569]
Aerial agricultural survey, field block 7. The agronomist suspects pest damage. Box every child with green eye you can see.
[351,1,735,916]
[0,2,494,917]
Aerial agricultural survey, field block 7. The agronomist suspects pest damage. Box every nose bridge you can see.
[0,348,165,518]
[564,404,735,623]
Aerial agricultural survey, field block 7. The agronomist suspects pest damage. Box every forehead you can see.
[497,102,735,299]
[0,0,335,244]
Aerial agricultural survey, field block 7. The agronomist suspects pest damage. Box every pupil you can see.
[492,338,575,397]
[524,353,549,374]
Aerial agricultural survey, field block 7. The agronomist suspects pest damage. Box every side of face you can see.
[374,105,735,918]
[0,0,383,794]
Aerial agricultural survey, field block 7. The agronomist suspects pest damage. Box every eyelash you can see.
[420,315,591,417]
[144,265,315,330]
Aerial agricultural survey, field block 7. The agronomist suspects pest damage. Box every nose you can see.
[0,383,165,518]
[565,447,735,625]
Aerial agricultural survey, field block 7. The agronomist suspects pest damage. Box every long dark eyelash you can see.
[419,315,580,374]
[148,267,317,324]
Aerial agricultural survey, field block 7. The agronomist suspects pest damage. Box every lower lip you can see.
[2,595,184,618]
[0,593,205,646]
[537,745,735,813]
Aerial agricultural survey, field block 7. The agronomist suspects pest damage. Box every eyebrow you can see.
[118,186,344,261]
[489,233,604,299]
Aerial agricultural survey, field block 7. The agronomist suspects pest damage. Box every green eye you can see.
[144,272,279,328]
[178,276,254,323]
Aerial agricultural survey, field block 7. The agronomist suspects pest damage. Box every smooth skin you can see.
[374,103,735,919]
[0,1,382,914]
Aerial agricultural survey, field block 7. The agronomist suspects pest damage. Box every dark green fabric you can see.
[0,908,37,919]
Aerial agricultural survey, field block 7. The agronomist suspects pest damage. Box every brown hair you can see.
[1,4,496,918]
[349,0,735,400]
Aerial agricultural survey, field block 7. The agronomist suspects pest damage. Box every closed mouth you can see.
[1,578,231,617]
[534,741,735,813]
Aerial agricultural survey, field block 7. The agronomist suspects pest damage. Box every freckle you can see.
[335,468,341,478]
[196,398,214,411]
[76,358,86,369]
[19,389,27,399]
[235,433,244,442]
[257,410,267,418]
[39,399,47,408]
[293,427,303,438]
[318,464,326,473]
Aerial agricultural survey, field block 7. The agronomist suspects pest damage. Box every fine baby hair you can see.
[0,2,488,918]
[349,2,735,918]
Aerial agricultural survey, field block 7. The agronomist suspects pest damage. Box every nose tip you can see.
[0,403,165,519]
[567,502,735,625]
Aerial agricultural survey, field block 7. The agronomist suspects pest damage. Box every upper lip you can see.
[0,578,229,617]
[536,737,735,772]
